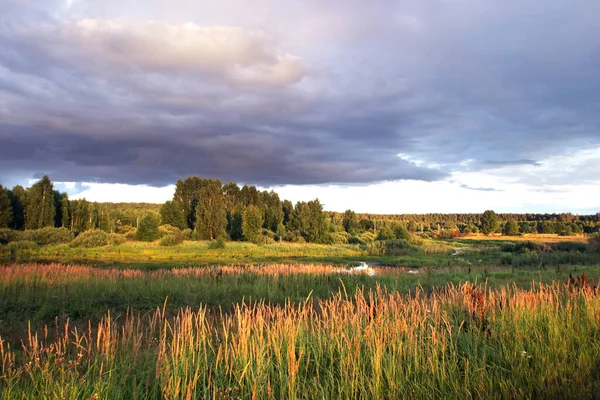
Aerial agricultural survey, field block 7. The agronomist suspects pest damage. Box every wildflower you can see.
[520,350,532,359]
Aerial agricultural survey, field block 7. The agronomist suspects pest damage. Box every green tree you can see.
[194,184,227,240]
[136,212,160,241]
[376,226,395,240]
[502,219,519,236]
[160,200,186,229]
[60,196,70,228]
[298,199,328,243]
[0,186,13,228]
[342,209,359,234]
[242,205,263,243]
[263,191,284,233]
[70,199,92,232]
[174,177,221,229]
[480,210,499,235]
[393,223,410,240]
[7,185,26,230]
[25,176,56,229]
[227,205,244,241]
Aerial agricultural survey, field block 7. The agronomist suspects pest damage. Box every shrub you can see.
[115,224,136,235]
[330,231,349,244]
[159,234,184,247]
[0,228,24,244]
[107,233,127,246]
[283,230,305,243]
[7,240,38,252]
[207,236,227,249]
[255,235,275,245]
[136,213,160,242]
[125,229,137,241]
[552,241,587,253]
[158,224,181,237]
[24,227,73,245]
[588,233,600,253]
[71,230,109,248]
[181,228,192,240]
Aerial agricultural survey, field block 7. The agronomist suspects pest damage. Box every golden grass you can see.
[1,277,599,399]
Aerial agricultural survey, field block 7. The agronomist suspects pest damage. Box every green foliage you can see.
[376,226,395,240]
[158,224,181,237]
[295,199,328,243]
[24,227,73,245]
[24,176,56,229]
[587,233,600,252]
[480,210,499,235]
[0,228,24,244]
[207,236,226,249]
[242,205,263,243]
[329,231,349,244]
[160,200,186,230]
[283,230,305,243]
[107,233,127,246]
[136,213,161,242]
[262,191,284,233]
[194,183,227,240]
[502,219,519,236]
[366,239,418,256]
[0,186,13,228]
[71,230,110,248]
[393,223,410,240]
[6,240,38,252]
[227,207,244,241]
[159,234,184,247]
[7,185,25,230]
[342,210,359,234]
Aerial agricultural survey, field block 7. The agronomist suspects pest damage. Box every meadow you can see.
[1,235,599,398]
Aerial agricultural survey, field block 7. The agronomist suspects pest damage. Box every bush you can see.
[7,240,38,252]
[283,230,305,243]
[158,224,181,237]
[552,241,587,253]
[255,235,275,245]
[181,228,192,240]
[115,224,136,235]
[501,241,547,253]
[125,229,137,241]
[330,231,349,244]
[107,233,127,246]
[159,234,184,247]
[0,228,24,244]
[207,236,226,249]
[24,227,73,245]
[71,230,109,248]
[588,233,600,253]
[136,213,161,242]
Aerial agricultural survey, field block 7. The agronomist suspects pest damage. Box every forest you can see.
[0,175,597,248]
[0,175,598,244]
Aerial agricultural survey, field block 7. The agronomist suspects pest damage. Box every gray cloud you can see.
[459,184,501,193]
[1,1,599,188]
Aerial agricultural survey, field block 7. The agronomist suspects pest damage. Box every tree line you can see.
[1,176,599,245]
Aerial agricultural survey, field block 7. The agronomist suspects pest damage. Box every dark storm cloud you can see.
[1,0,599,187]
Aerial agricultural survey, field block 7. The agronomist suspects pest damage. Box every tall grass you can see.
[1,281,599,399]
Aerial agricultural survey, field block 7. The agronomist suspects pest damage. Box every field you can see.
[1,235,599,398]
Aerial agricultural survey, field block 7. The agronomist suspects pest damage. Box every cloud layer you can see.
[1,0,599,191]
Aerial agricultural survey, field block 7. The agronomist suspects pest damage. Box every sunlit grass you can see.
[1,279,598,399]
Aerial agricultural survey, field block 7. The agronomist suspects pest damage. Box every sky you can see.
[1,0,600,213]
